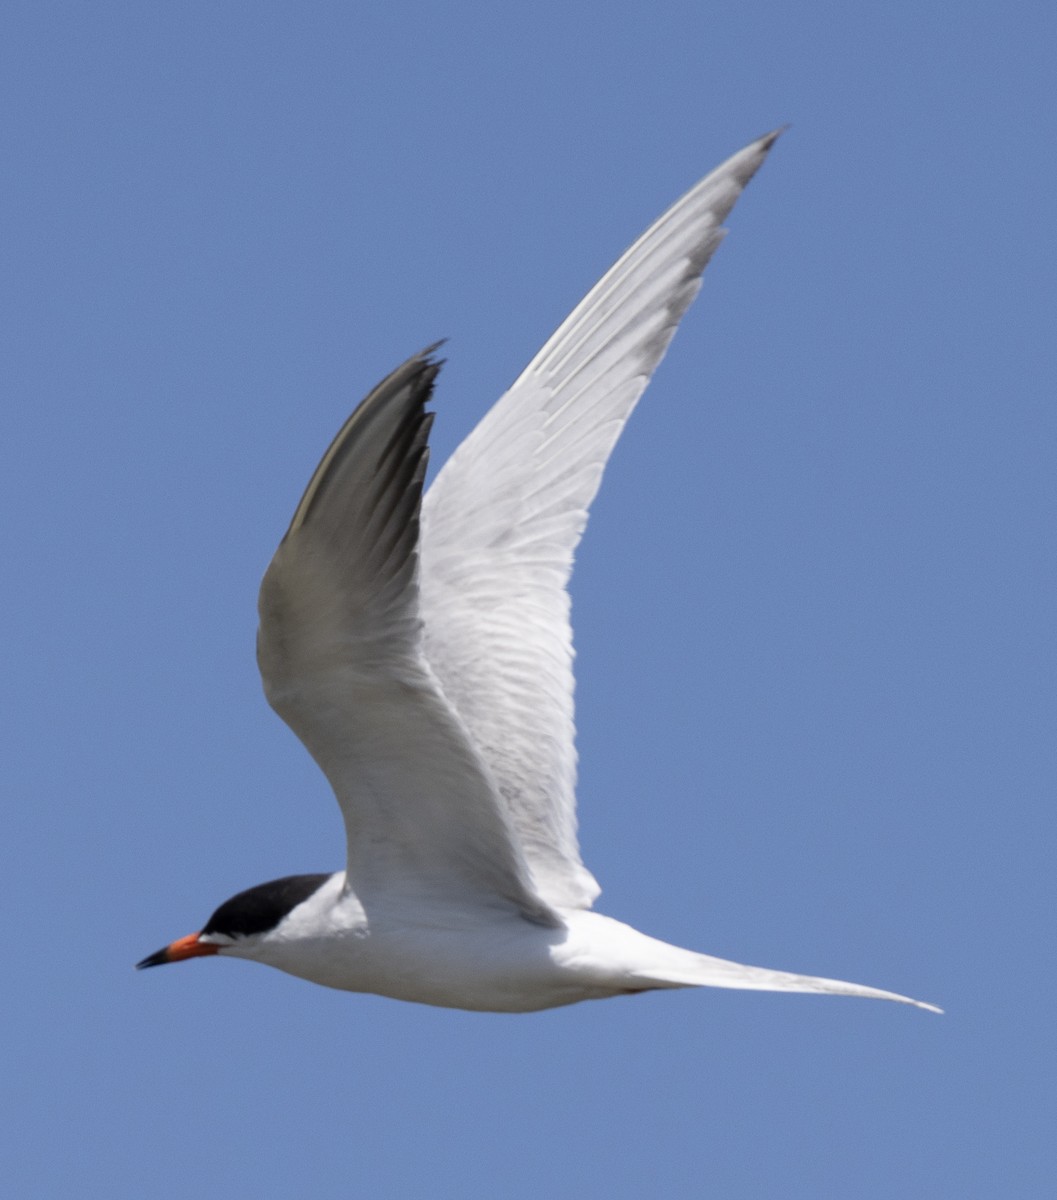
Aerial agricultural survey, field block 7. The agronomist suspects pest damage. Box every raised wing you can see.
[257,348,557,925]
[419,130,782,909]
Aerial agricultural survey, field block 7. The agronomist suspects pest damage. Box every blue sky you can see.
[3,2,1054,1196]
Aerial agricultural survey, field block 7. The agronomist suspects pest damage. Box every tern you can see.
[138,130,939,1015]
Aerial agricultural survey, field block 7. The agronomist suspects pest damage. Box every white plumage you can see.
[143,129,939,1015]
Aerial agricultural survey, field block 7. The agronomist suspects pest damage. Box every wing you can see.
[419,130,783,910]
[257,347,557,925]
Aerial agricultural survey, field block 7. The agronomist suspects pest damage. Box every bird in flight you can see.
[139,130,939,1015]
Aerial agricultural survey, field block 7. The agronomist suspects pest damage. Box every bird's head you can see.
[136,872,333,970]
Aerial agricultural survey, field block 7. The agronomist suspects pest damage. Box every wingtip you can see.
[717,126,788,192]
[416,339,448,366]
[750,125,790,158]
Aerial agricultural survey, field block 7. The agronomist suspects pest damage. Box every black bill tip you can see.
[136,946,171,970]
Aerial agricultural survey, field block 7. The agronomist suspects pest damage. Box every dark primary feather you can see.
[284,343,441,563]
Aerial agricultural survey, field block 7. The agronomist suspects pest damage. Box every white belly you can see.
[227,904,685,1012]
